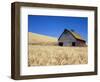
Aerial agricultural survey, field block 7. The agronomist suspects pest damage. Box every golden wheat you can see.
[28,45,88,66]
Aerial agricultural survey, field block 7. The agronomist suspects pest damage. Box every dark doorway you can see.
[72,42,75,46]
[59,42,63,46]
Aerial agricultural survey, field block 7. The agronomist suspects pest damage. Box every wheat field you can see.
[28,45,88,66]
[28,32,88,66]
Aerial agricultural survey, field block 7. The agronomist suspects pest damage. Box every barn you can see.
[58,29,86,47]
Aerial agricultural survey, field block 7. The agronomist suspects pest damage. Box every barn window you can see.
[72,42,75,46]
[59,42,63,46]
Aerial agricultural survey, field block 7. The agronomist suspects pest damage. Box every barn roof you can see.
[58,29,85,42]
[70,31,84,41]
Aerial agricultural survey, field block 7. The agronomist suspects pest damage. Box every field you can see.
[28,32,88,66]
[28,45,87,66]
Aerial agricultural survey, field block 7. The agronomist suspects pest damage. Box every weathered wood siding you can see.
[58,31,76,46]
[76,40,86,46]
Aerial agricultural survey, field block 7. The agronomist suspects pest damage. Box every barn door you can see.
[72,42,75,46]
[59,42,63,46]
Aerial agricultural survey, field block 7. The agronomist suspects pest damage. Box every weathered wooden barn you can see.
[58,29,86,47]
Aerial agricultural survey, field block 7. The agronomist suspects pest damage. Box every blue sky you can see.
[28,15,88,42]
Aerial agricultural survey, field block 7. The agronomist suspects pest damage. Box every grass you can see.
[28,45,88,66]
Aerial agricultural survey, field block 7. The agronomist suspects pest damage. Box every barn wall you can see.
[58,31,76,46]
[76,40,86,46]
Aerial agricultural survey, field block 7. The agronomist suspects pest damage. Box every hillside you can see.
[28,32,58,45]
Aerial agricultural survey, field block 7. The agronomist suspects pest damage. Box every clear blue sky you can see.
[28,15,88,42]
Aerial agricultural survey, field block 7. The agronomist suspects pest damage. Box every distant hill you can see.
[28,32,58,45]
